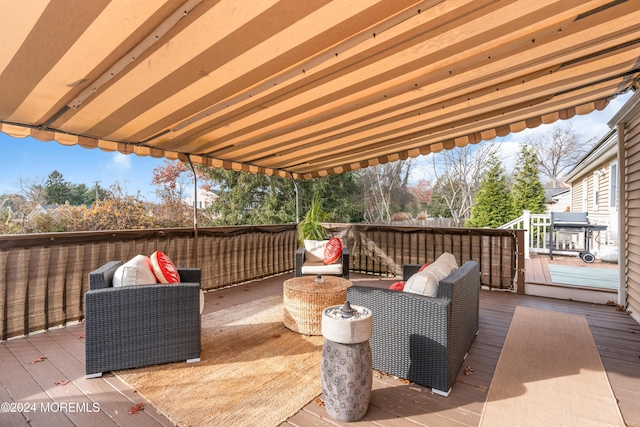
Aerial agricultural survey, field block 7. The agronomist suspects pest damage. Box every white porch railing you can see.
[500,210,582,259]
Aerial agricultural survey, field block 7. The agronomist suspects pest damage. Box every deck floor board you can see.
[1,260,639,427]
[1,340,75,427]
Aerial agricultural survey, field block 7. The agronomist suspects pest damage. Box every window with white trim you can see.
[582,178,588,211]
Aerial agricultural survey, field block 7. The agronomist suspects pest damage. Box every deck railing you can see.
[0,224,523,340]
[0,225,297,340]
[500,210,598,258]
[500,210,551,258]
[326,224,524,291]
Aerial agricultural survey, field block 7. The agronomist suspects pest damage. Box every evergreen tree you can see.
[200,167,363,226]
[43,171,109,206]
[68,183,93,205]
[511,144,546,216]
[312,174,364,223]
[44,170,72,204]
[205,170,282,225]
[466,154,513,228]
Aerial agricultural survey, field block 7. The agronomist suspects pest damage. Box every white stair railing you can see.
[500,210,553,259]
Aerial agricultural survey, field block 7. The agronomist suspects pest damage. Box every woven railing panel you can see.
[0,225,296,340]
[326,224,521,290]
[0,224,517,340]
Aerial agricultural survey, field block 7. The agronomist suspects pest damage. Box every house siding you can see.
[572,181,584,211]
[624,111,640,323]
[569,156,616,246]
[600,172,610,212]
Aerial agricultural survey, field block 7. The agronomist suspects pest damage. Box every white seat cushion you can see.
[300,261,343,276]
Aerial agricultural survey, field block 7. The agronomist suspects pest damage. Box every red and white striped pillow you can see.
[150,251,181,284]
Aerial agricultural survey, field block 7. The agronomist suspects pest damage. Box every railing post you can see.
[515,229,526,294]
[523,210,530,259]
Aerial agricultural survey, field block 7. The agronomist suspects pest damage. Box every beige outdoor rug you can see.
[480,306,625,427]
[117,295,323,427]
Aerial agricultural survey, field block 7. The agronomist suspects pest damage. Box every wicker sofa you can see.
[346,260,480,396]
[84,260,202,378]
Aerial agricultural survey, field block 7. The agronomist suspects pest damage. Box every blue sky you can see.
[0,91,634,200]
[0,135,167,201]
[411,91,634,180]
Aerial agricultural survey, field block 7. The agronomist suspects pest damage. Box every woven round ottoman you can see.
[283,276,352,335]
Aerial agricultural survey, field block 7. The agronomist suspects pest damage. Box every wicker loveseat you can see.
[84,260,202,378]
[346,260,480,396]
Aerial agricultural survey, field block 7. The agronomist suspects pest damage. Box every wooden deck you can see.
[1,271,639,427]
[525,253,618,286]
[524,253,621,304]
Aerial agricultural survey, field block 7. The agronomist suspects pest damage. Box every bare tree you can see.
[525,124,595,187]
[19,176,47,206]
[359,160,414,223]
[0,194,23,220]
[429,142,499,226]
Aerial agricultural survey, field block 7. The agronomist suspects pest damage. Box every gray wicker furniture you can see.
[295,246,350,279]
[346,260,480,396]
[84,260,202,378]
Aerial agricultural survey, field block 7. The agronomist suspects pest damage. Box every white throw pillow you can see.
[304,239,327,263]
[403,270,440,297]
[113,255,157,287]
[403,252,458,297]
[430,252,458,274]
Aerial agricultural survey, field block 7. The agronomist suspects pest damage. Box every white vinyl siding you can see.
[610,162,617,210]
[623,111,640,324]
[593,172,600,211]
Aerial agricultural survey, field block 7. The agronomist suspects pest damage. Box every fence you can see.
[0,225,297,340]
[0,223,523,340]
[326,224,524,291]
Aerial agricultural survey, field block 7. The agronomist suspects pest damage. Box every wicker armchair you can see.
[346,260,480,396]
[84,261,202,378]
[295,246,350,279]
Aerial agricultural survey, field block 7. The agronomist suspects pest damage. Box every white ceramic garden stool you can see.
[320,301,373,422]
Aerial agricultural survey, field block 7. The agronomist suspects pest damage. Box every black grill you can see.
[548,212,607,263]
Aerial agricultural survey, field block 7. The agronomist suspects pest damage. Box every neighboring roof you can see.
[1,1,639,179]
[545,187,571,201]
[565,128,618,182]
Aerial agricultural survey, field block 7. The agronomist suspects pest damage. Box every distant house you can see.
[183,188,218,210]
[544,187,571,213]
[26,204,49,222]
[564,129,618,260]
